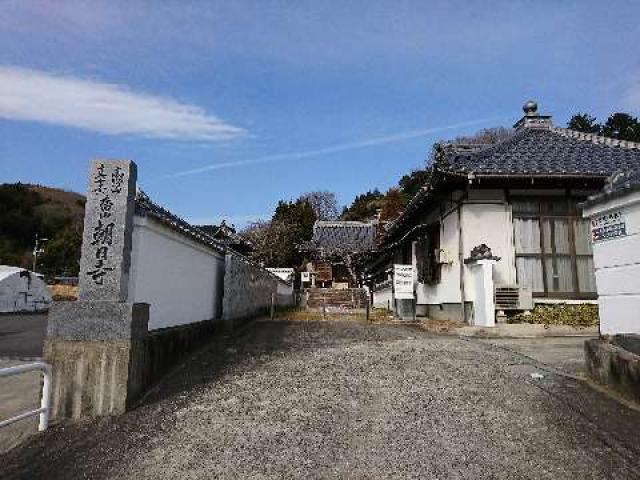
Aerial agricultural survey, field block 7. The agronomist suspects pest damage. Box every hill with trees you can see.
[0,183,84,277]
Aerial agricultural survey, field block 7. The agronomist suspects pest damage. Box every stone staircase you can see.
[306,288,369,309]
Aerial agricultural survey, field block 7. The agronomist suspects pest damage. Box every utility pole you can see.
[32,233,48,273]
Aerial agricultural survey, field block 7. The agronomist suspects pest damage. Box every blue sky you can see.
[1,1,639,227]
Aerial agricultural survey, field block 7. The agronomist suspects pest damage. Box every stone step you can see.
[306,288,369,308]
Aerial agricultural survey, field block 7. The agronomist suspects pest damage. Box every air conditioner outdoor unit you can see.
[494,285,533,311]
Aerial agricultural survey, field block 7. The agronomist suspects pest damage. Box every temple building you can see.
[368,101,640,323]
[198,220,253,256]
[301,220,378,289]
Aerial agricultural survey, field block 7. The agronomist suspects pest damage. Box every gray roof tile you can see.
[439,127,640,176]
[582,166,640,207]
[308,221,377,254]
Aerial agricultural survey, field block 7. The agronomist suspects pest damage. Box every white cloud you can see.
[162,116,506,179]
[0,66,245,141]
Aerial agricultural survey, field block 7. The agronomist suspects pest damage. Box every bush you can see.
[508,303,599,328]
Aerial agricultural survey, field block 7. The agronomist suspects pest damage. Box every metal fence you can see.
[0,362,52,432]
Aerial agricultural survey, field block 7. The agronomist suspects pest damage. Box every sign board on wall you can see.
[591,211,626,242]
[393,264,415,300]
[301,272,311,283]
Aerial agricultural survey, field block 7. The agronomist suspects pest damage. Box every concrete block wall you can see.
[222,253,293,325]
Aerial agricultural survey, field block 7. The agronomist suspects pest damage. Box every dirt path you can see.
[2,319,640,479]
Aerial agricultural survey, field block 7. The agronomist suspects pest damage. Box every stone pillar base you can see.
[45,301,149,420]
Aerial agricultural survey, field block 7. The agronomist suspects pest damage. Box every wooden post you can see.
[322,294,326,321]
[366,300,370,323]
[270,292,275,320]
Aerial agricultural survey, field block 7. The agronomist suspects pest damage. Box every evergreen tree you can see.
[567,113,601,134]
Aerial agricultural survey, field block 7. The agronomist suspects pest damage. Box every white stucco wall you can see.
[412,189,517,325]
[128,215,226,330]
[415,208,462,305]
[460,201,516,301]
[583,191,640,335]
[373,285,393,309]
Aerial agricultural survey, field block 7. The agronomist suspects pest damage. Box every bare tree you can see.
[451,126,513,145]
[301,191,339,221]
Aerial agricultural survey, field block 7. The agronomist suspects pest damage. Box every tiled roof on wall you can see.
[582,166,640,207]
[135,190,226,254]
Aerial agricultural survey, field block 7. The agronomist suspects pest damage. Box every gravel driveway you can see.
[2,319,640,479]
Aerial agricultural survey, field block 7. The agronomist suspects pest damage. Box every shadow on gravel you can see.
[142,318,424,406]
[468,337,640,478]
[534,374,640,476]
[0,318,422,480]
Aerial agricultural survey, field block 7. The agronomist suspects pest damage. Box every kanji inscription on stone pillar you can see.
[78,160,137,302]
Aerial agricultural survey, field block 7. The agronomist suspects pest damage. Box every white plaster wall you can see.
[373,286,393,309]
[415,209,461,305]
[461,202,516,301]
[128,215,225,330]
[414,196,516,310]
[584,192,640,335]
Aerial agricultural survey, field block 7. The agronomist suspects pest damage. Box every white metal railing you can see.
[0,362,52,431]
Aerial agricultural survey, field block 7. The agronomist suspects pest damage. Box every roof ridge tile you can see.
[552,127,640,150]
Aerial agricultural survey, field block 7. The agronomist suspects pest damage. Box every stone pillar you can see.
[78,160,136,302]
[45,159,149,420]
[467,259,498,327]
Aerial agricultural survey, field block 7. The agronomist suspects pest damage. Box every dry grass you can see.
[48,284,78,301]
[419,318,466,334]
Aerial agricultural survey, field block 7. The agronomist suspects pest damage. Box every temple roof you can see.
[383,101,640,242]
[304,221,377,254]
[438,127,640,177]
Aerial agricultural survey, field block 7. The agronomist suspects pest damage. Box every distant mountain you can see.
[0,183,85,277]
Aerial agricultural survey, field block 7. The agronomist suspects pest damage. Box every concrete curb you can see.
[0,356,44,363]
[454,324,599,338]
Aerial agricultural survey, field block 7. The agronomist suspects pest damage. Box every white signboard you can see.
[591,211,626,242]
[301,271,311,283]
[393,264,415,300]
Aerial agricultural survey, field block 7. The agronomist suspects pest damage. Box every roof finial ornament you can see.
[514,100,551,130]
[523,100,538,116]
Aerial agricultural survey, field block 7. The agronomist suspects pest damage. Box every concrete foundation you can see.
[585,336,640,403]
[421,302,473,323]
[46,301,223,420]
[45,301,149,419]
[45,339,135,418]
